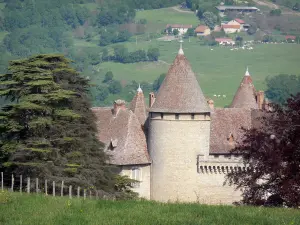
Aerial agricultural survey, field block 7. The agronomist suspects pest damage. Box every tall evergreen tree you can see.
[0,54,114,191]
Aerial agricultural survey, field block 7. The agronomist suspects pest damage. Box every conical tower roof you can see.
[230,68,258,109]
[130,85,147,125]
[149,45,210,113]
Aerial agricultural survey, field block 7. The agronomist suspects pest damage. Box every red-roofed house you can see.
[165,24,193,35]
[234,18,245,24]
[194,25,211,36]
[285,35,296,42]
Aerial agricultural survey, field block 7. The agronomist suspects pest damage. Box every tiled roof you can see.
[92,107,150,165]
[285,35,296,40]
[130,88,147,126]
[149,50,210,113]
[222,24,241,29]
[166,24,193,29]
[235,18,245,24]
[210,108,252,154]
[230,69,258,109]
[195,25,209,33]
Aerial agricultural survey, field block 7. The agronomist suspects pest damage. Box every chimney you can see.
[113,99,126,116]
[256,91,265,110]
[149,92,156,108]
[207,99,214,110]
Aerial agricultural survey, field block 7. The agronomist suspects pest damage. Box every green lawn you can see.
[0,193,299,225]
[89,39,300,107]
[0,3,5,10]
[136,7,199,32]
[0,31,8,42]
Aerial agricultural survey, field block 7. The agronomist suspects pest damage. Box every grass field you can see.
[136,7,199,32]
[89,39,300,107]
[0,193,299,225]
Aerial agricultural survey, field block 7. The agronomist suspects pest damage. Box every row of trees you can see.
[99,29,132,46]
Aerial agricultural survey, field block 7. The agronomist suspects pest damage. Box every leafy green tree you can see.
[0,54,115,190]
[173,28,179,36]
[108,80,122,94]
[265,74,300,105]
[113,45,129,63]
[202,11,217,29]
[167,26,172,34]
[247,24,257,35]
[99,31,113,46]
[147,47,160,61]
[185,28,195,37]
[103,71,114,83]
[96,86,109,101]
[112,30,132,43]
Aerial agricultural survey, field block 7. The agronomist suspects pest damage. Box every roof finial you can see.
[245,66,250,76]
[137,83,142,92]
[178,38,184,55]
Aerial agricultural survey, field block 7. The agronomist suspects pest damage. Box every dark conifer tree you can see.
[0,54,115,191]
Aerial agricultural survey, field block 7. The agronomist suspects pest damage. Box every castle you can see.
[92,45,270,204]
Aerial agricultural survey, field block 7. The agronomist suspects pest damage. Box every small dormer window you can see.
[227,133,234,145]
[175,114,179,120]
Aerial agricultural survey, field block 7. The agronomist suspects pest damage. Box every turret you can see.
[230,67,259,109]
[129,84,147,126]
[148,42,211,202]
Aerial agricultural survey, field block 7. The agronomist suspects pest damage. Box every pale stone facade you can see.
[93,45,265,205]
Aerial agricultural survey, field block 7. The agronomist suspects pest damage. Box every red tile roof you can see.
[195,25,209,33]
[130,89,147,126]
[222,24,241,29]
[149,52,210,113]
[230,71,258,109]
[92,106,150,165]
[235,18,245,24]
[285,35,296,40]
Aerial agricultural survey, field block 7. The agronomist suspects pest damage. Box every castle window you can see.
[160,113,164,119]
[175,114,179,120]
[191,114,195,120]
[131,167,141,188]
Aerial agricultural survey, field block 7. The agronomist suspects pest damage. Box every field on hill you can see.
[90,40,300,107]
[135,7,199,32]
[0,193,299,225]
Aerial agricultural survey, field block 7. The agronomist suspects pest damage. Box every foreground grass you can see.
[0,193,299,225]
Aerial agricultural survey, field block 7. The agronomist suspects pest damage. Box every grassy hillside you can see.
[0,193,299,225]
[89,40,300,107]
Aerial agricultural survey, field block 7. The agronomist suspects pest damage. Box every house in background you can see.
[229,18,250,31]
[165,24,193,35]
[222,24,241,34]
[194,25,211,36]
[215,38,235,45]
[216,5,259,17]
[285,35,296,42]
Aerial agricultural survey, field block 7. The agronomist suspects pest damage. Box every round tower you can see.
[148,44,211,202]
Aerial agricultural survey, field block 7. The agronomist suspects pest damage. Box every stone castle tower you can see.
[148,45,211,202]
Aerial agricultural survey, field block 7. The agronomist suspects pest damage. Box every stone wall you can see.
[121,164,151,199]
[148,113,211,202]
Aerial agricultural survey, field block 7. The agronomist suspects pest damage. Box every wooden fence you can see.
[0,172,103,200]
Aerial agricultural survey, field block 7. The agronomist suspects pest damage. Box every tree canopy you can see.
[0,54,114,191]
[226,94,300,207]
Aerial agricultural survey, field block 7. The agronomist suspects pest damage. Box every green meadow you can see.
[0,193,299,225]
[90,40,300,107]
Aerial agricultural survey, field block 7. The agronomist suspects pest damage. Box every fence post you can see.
[84,189,86,200]
[89,190,92,199]
[11,174,14,192]
[69,186,72,199]
[20,175,22,193]
[77,187,80,198]
[45,180,48,196]
[61,181,64,197]
[96,190,99,200]
[53,181,55,197]
[1,172,3,192]
[36,178,39,193]
[27,177,30,193]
